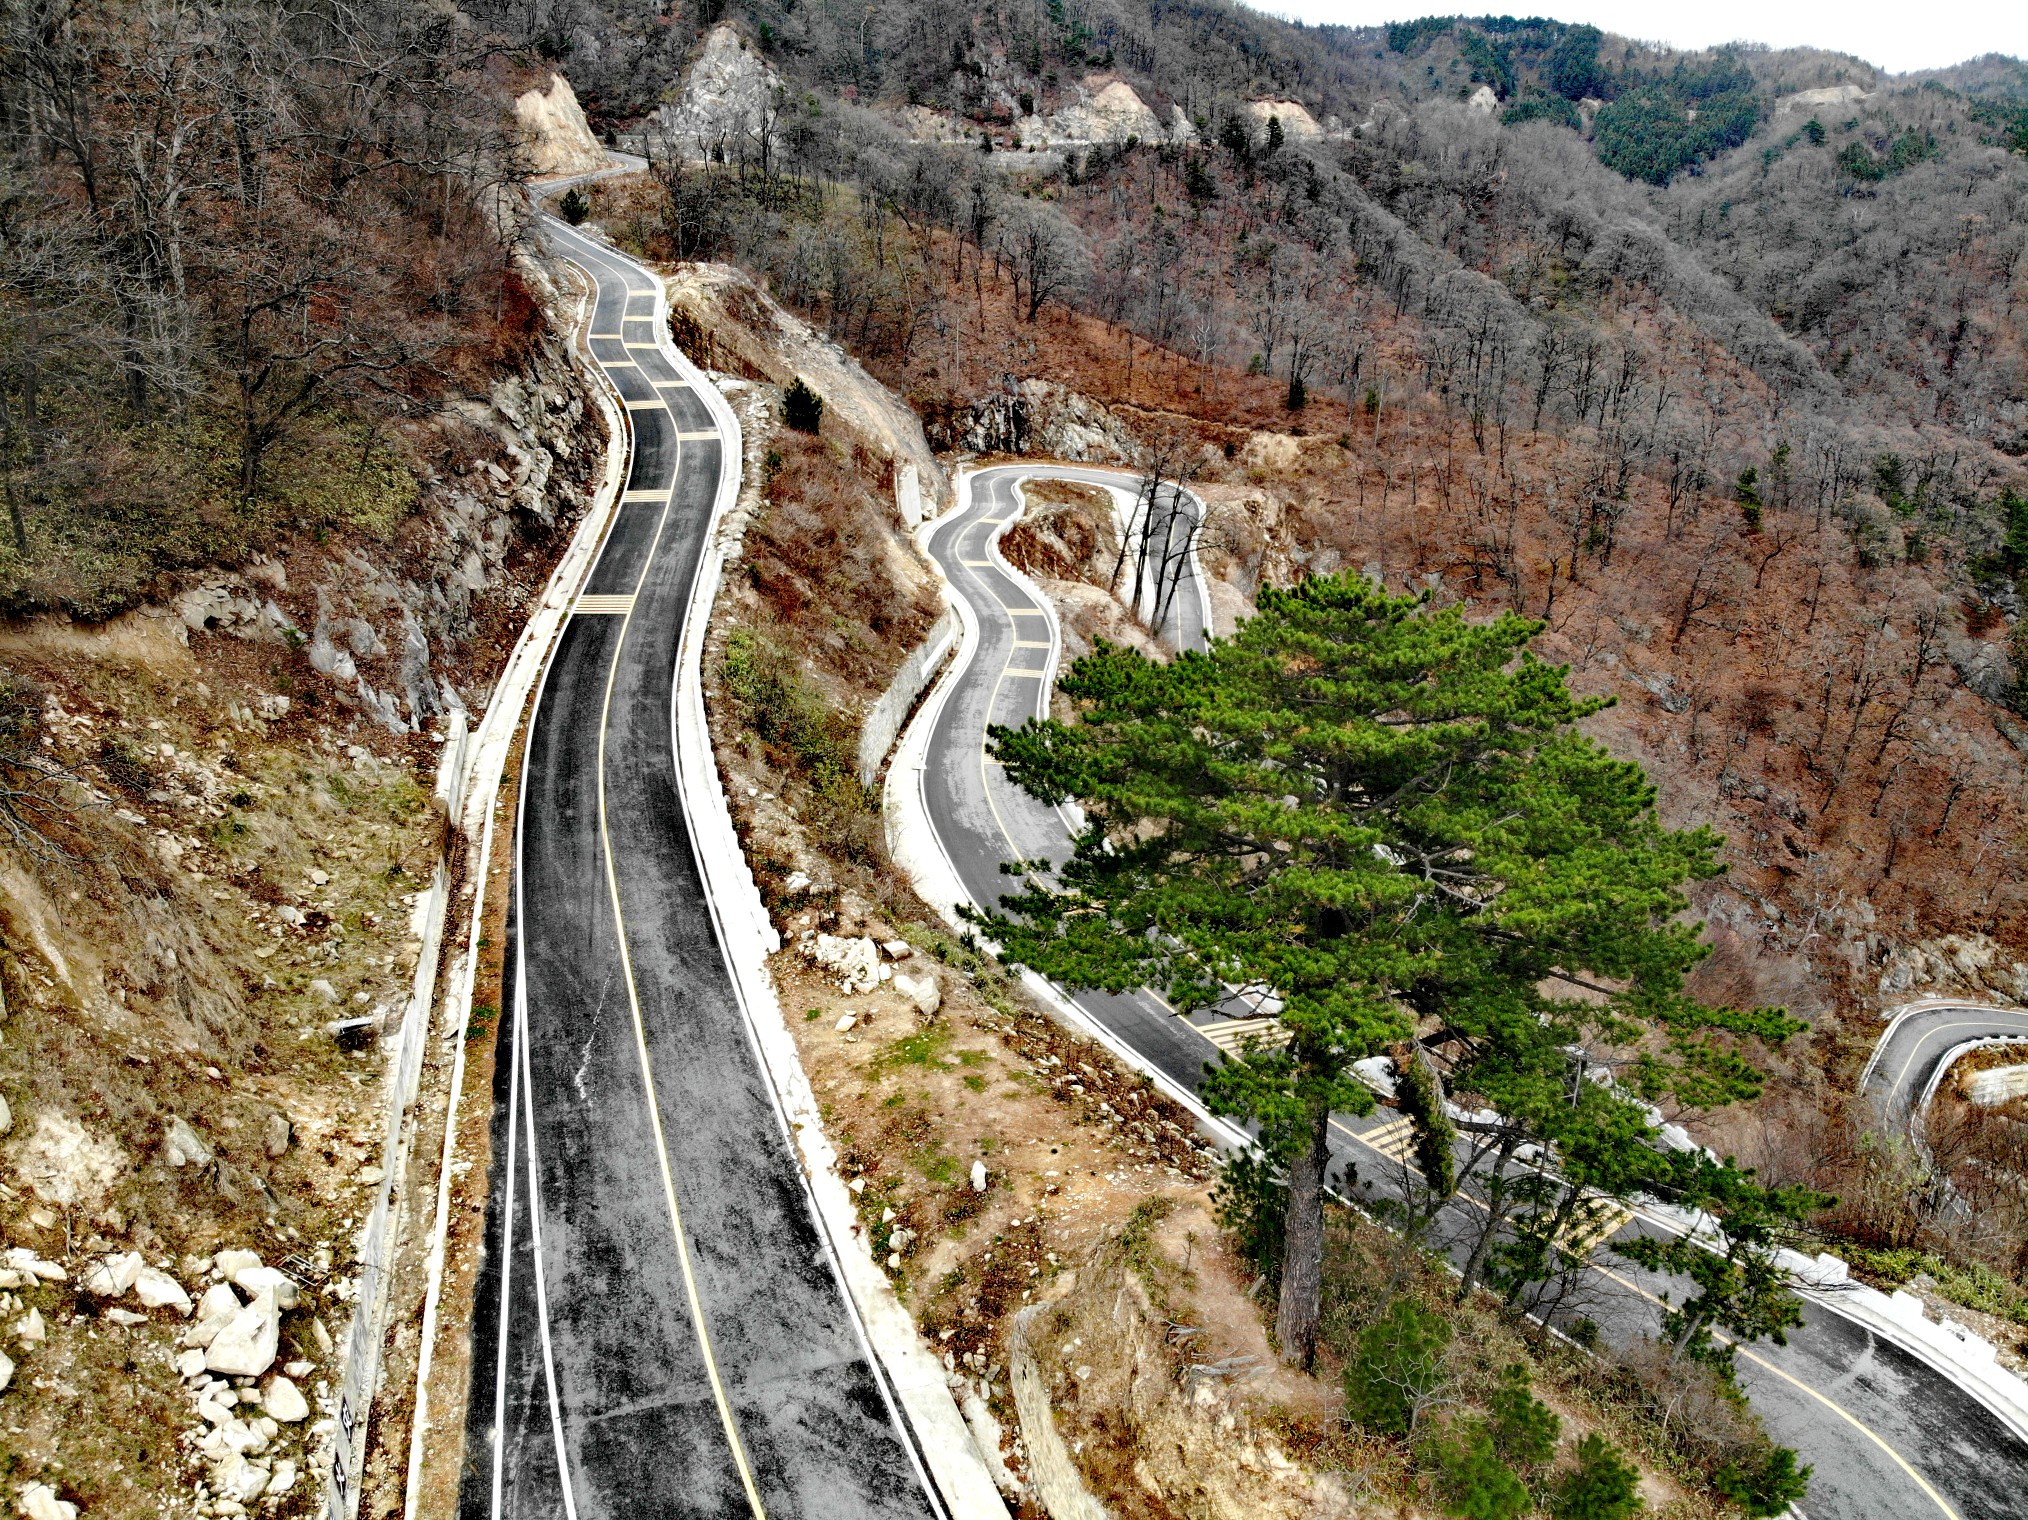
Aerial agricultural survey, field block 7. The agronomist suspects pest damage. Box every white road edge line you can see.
[519,985,582,1520]
[486,905,525,1520]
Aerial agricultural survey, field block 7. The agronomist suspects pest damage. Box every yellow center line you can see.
[1731,1346,1960,1518]
[1893,1018,2025,1092]
[593,438,767,1519]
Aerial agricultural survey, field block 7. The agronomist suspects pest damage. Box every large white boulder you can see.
[262,1375,309,1423]
[212,1452,272,1503]
[894,972,942,1019]
[82,1251,143,1298]
[162,1115,215,1170]
[808,934,883,995]
[133,1267,191,1313]
[19,1486,76,1520]
[3,1248,64,1282]
[233,1266,300,1310]
[183,1281,245,1347]
[205,1288,280,1377]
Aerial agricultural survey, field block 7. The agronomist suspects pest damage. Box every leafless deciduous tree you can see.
[997,198,1086,324]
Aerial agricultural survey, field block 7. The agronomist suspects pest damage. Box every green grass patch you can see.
[872,1025,952,1075]
[1839,1245,2028,1327]
[919,1151,962,1187]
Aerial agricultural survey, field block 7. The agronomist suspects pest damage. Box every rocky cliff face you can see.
[173,254,601,736]
[0,245,604,1520]
[666,260,948,515]
[653,24,786,160]
[513,72,609,176]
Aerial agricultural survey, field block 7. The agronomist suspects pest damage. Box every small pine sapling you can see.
[1549,1433,1643,1520]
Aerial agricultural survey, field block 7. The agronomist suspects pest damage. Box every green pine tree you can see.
[1487,1363,1559,1473]
[983,575,1797,1366]
[1344,1297,1451,1436]
[1549,1433,1643,1520]
[784,377,824,434]
[1617,1155,1828,1376]
[1430,1418,1531,1520]
[1714,1444,1811,1518]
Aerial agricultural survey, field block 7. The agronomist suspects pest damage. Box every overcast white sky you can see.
[1259,2,2028,76]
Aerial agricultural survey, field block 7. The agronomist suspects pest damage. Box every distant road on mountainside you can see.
[1862,1000,2028,1136]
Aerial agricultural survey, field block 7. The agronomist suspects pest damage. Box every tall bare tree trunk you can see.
[1275,1105,1330,1369]
[1457,1131,1519,1300]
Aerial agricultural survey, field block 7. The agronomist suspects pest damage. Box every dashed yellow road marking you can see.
[1555,1199,1633,1258]
[1362,1117,1416,1161]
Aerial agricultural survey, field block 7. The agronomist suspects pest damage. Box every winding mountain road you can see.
[456,220,941,1520]
[891,463,2028,1520]
[1861,1000,2028,1136]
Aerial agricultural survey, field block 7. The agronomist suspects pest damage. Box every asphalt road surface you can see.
[1861,1002,2028,1135]
[456,220,941,1520]
[905,463,2028,1520]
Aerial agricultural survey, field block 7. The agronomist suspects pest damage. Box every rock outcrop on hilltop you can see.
[512,73,607,176]
[653,23,785,160]
[1775,83,1871,114]
[1243,98,1325,138]
[1028,78,1162,144]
